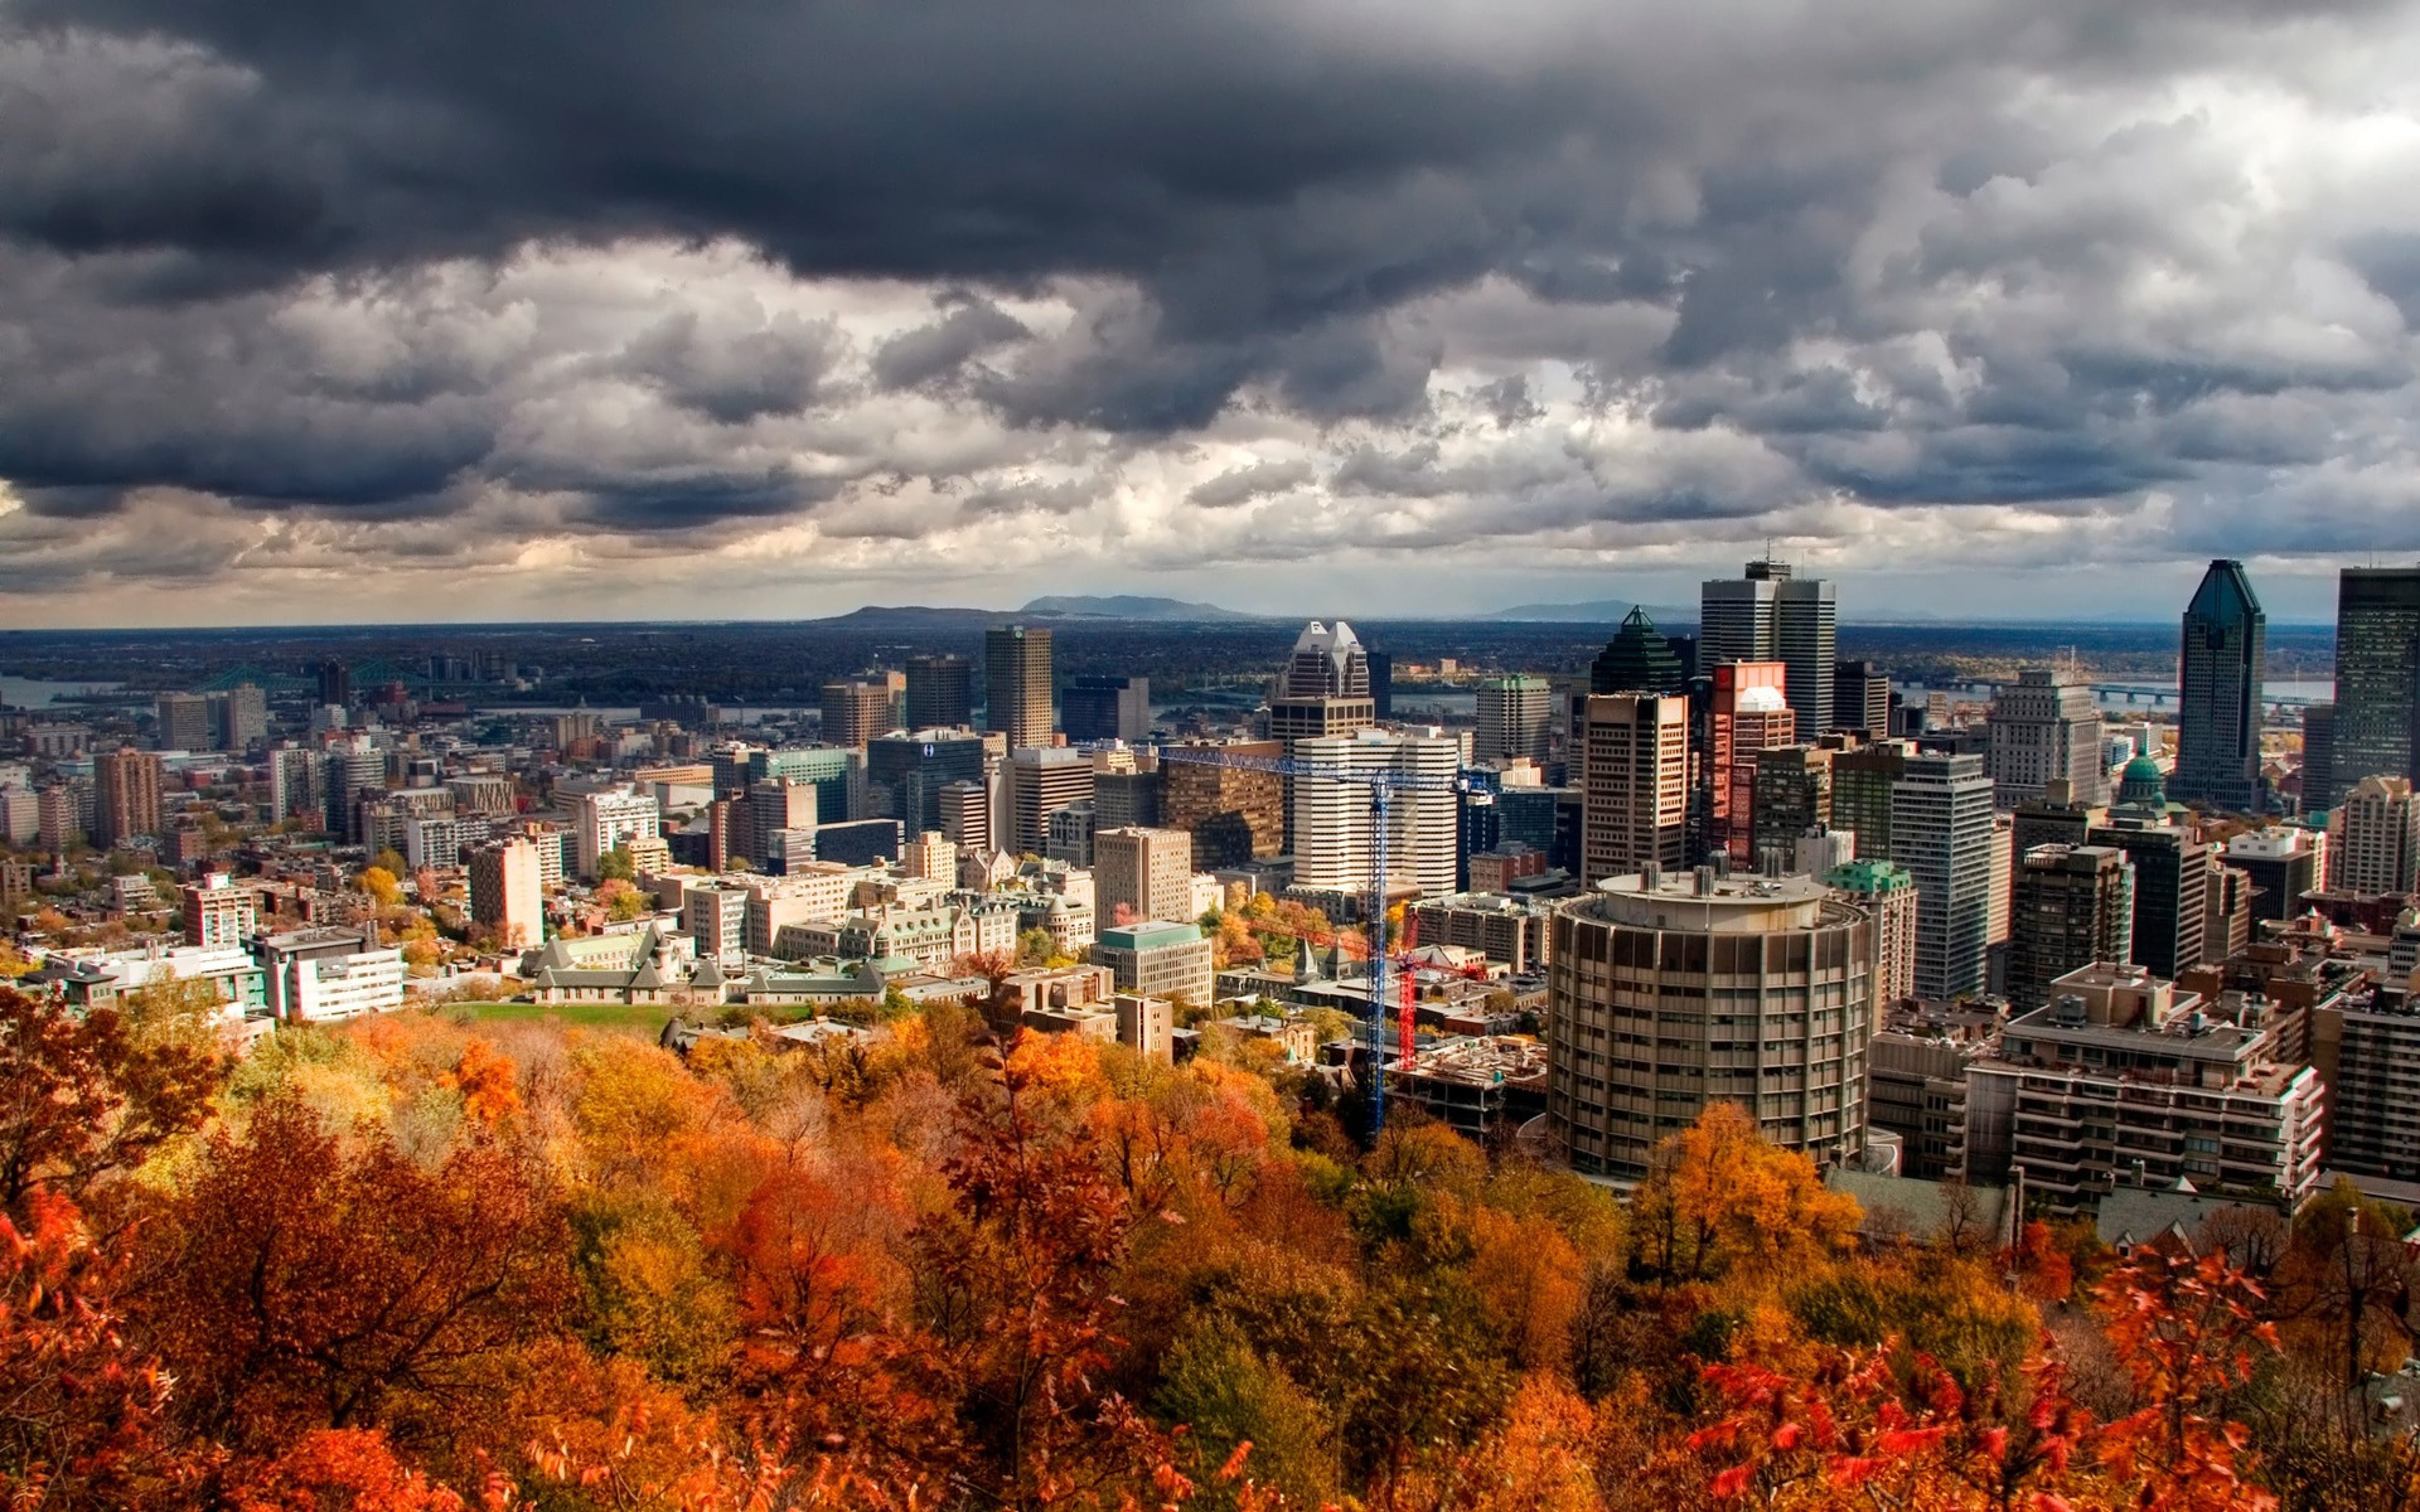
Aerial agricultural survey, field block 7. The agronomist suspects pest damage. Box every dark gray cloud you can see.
[1,0,2417,620]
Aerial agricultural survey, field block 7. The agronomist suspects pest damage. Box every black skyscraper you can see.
[2172,559,2265,813]
[904,654,974,729]
[2331,567,2420,809]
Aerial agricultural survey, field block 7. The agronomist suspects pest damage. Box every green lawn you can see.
[442,1000,675,1033]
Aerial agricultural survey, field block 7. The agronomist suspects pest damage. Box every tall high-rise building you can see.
[2333,775,2420,896]
[180,872,258,949]
[1095,827,1196,925]
[1986,668,2105,808]
[2331,566,2420,810]
[209,684,268,752]
[2007,844,2135,1010]
[821,679,901,747]
[1708,662,1794,866]
[2172,559,2266,813]
[1093,768,1161,830]
[866,730,987,834]
[1004,747,1095,857]
[1267,621,1375,744]
[93,747,163,849]
[1290,730,1460,902]
[315,660,353,711]
[2300,704,2335,816]
[1063,675,1153,743]
[1473,675,1553,766]
[939,780,993,854]
[1575,694,1688,885]
[984,626,1055,748]
[1589,608,1688,696]
[573,786,661,879]
[1831,741,1910,861]
[1832,661,1890,735]
[267,745,323,824]
[1749,745,1833,869]
[1889,752,1996,1002]
[1548,871,1874,1178]
[1701,559,1835,735]
[154,693,211,752]
[468,838,546,949]
[906,654,974,730]
[1160,740,1286,868]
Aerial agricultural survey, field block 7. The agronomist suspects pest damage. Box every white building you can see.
[1891,752,1997,1002]
[1986,668,2106,808]
[2332,775,2419,895]
[256,926,407,1022]
[1290,728,1461,902]
[683,882,752,967]
[574,786,662,880]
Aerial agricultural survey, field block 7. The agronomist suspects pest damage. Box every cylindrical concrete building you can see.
[1548,868,1875,1179]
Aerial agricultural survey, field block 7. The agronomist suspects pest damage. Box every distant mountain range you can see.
[1478,598,1691,624]
[1017,595,1261,621]
[812,595,1695,626]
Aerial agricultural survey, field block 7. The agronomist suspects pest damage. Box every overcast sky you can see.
[3,0,2418,628]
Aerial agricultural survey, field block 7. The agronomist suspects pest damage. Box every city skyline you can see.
[7,5,2420,629]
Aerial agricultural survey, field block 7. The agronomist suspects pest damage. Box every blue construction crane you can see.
[1153,743,1468,1135]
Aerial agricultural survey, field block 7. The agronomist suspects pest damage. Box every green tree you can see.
[1154,1317,1337,1508]
[594,846,637,883]
[1015,927,1055,966]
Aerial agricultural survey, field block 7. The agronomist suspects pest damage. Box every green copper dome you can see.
[2117,753,2167,808]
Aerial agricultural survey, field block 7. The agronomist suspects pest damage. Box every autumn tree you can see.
[0,984,221,1229]
[911,1055,1168,1509]
[0,1190,189,1509]
[1627,1103,1860,1285]
[135,1097,571,1449]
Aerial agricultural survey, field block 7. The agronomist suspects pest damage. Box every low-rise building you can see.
[256,925,407,1022]
[1964,963,2324,1212]
[1094,920,1214,1007]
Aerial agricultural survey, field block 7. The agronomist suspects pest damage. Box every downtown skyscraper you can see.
[2172,559,2266,813]
[2329,567,2420,810]
[984,626,1054,749]
[1700,559,1836,735]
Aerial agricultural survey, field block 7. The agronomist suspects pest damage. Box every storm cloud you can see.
[2,0,2418,622]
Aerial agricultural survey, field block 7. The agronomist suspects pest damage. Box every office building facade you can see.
[1095,826,1196,926]
[1005,746,1096,857]
[1063,675,1153,743]
[2007,844,2134,1011]
[1702,559,1835,735]
[1290,729,1461,902]
[1891,753,1996,1001]
[821,679,901,747]
[1575,694,1688,885]
[906,654,974,730]
[2330,566,2420,809]
[1473,675,1553,766]
[1986,668,2106,808]
[985,626,1055,748]
[2172,559,2266,812]
[1832,661,1890,736]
